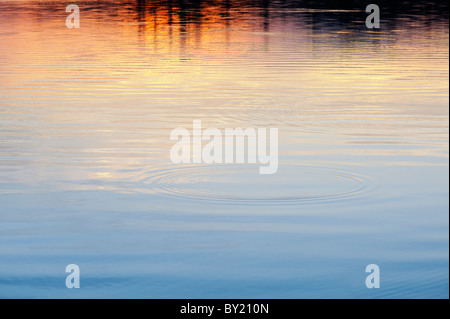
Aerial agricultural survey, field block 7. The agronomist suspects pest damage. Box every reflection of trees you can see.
[131,0,447,46]
[5,0,446,43]
[132,0,448,29]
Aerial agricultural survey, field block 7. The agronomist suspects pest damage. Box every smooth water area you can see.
[0,0,448,298]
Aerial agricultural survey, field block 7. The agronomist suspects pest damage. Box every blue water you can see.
[0,0,448,298]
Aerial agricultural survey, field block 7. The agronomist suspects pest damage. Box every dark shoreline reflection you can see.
[3,1,448,26]
[0,0,448,51]
[129,0,449,53]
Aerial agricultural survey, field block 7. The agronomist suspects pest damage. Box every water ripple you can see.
[140,163,368,204]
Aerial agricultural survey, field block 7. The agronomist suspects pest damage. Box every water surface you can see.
[0,0,448,298]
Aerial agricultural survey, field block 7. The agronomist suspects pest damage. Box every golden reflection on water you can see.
[0,0,448,193]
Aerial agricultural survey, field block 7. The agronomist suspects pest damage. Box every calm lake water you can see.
[0,0,448,298]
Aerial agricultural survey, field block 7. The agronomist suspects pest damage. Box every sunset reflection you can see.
[0,0,448,298]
